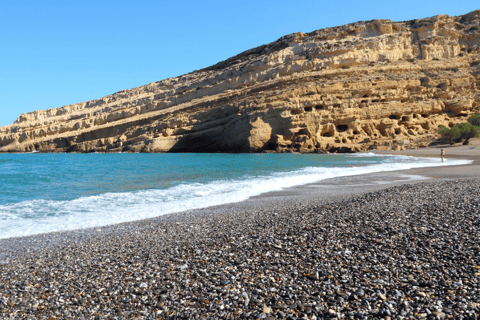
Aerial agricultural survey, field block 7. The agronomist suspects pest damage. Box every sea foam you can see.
[0,155,471,239]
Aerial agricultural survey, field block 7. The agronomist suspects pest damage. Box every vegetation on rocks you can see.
[439,114,480,145]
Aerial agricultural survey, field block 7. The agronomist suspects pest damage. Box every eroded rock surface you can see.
[1,11,480,153]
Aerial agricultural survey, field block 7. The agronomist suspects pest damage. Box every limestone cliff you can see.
[1,10,480,153]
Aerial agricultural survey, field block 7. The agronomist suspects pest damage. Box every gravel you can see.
[1,178,480,319]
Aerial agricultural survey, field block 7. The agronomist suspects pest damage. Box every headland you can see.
[0,10,479,154]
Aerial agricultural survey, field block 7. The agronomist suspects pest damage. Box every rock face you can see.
[1,11,480,153]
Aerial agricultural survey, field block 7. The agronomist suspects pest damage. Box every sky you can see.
[0,0,478,126]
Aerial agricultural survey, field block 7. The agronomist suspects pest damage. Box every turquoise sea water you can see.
[0,153,471,239]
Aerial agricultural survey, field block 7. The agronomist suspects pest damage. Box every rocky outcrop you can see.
[1,11,480,153]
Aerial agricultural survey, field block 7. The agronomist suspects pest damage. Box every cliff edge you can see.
[1,10,480,153]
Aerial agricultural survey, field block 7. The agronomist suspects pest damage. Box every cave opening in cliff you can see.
[322,132,332,137]
[304,106,313,112]
[314,106,323,110]
[395,128,401,135]
[353,130,359,135]
[389,115,400,120]
[336,125,348,132]
[421,123,430,130]
[266,142,276,150]
[402,116,409,121]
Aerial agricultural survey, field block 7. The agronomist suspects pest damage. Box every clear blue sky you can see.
[0,0,478,126]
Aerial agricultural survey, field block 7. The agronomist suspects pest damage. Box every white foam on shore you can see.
[0,156,471,239]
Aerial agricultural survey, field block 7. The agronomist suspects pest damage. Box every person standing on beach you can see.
[441,149,445,162]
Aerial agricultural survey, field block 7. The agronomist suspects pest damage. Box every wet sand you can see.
[1,141,479,263]
[373,140,480,180]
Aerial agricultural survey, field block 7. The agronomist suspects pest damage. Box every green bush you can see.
[457,123,480,145]
[455,23,464,30]
[439,125,462,145]
[440,119,480,145]
[419,19,433,24]
[468,26,479,31]
[175,88,189,95]
[468,114,480,126]
[472,61,480,66]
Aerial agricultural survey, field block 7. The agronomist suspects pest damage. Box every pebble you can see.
[0,179,480,319]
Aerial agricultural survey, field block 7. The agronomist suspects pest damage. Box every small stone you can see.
[263,307,271,314]
[433,311,446,319]
[355,288,365,297]
[272,304,287,309]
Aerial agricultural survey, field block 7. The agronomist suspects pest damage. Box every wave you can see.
[0,156,471,239]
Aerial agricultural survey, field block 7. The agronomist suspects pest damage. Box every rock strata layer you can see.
[1,11,480,153]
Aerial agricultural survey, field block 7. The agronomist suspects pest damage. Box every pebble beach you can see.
[1,145,480,320]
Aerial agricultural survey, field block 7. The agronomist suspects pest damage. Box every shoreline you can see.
[1,144,479,242]
[1,143,479,261]
[371,141,480,180]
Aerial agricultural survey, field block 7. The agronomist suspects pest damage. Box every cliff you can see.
[1,10,480,153]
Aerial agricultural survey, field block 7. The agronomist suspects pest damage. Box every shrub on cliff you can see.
[456,123,480,145]
[439,114,480,145]
[439,125,463,145]
[468,114,480,126]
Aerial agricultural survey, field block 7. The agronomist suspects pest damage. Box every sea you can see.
[0,153,471,239]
